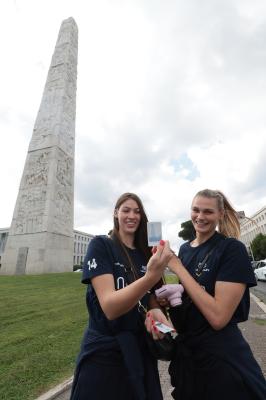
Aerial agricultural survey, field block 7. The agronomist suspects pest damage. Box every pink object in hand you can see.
[155,284,184,307]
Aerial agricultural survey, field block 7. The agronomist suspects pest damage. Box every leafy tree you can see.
[251,233,266,260]
[178,220,195,241]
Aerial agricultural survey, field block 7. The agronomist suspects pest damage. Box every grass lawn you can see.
[164,273,179,284]
[0,272,87,400]
[254,318,266,326]
[0,271,178,400]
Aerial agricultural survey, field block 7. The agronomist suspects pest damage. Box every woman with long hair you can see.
[147,189,266,399]
[70,192,173,400]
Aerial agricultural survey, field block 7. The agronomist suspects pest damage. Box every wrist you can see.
[168,256,182,271]
[144,271,162,289]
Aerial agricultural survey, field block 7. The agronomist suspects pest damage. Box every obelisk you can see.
[1,18,78,274]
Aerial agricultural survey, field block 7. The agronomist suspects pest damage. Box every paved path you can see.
[44,295,266,400]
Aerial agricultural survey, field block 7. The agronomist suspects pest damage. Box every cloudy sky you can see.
[1,0,266,250]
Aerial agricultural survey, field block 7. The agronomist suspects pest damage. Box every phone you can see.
[147,221,162,246]
[154,321,175,333]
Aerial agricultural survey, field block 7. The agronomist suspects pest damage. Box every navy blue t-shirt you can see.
[82,236,149,335]
[178,232,257,332]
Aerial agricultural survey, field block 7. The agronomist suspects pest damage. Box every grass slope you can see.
[0,273,87,400]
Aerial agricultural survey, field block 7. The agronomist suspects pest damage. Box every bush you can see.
[251,233,266,260]
[73,264,83,271]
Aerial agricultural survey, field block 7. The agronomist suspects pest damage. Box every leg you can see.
[71,359,135,400]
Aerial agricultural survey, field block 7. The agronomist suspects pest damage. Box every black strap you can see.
[186,233,226,280]
[189,234,225,280]
[96,234,138,283]
[110,235,149,314]
[111,234,140,282]
[194,248,216,277]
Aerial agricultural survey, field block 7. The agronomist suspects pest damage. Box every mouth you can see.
[125,221,137,228]
[194,221,208,227]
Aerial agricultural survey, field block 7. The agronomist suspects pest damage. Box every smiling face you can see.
[114,198,141,238]
[191,195,224,239]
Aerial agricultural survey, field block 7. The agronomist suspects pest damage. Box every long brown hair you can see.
[194,189,240,239]
[111,192,151,261]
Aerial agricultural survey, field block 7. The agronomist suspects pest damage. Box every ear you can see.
[114,209,118,218]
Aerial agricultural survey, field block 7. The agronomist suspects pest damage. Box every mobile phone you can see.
[147,221,162,246]
[154,321,175,333]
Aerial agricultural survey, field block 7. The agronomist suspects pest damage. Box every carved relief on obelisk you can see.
[1,17,78,274]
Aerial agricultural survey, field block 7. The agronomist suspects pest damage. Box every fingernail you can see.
[152,247,157,254]
[153,326,159,333]
[160,240,165,246]
[151,320,155,325]
[147,312,150,318]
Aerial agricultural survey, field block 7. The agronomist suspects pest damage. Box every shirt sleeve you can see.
[82,236,114,284]
[216,239,257,287]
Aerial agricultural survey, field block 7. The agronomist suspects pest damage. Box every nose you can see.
[197,211,205,219]
[128,210,136,219]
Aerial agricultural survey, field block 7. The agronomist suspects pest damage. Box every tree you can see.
[178,220,195,241]
[251,233,266,260]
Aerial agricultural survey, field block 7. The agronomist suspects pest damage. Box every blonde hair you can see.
[195,189,240,239]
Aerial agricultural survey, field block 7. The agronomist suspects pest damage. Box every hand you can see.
[145,308,175,340]
[157,297,170,308]
[146,240,173,280]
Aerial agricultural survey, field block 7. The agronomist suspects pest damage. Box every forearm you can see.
[98,274,161,320]
[169,259,216,320]
[94,241,173,320]
[168,257,243,330]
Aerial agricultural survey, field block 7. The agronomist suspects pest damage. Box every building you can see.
[0,227,94,270]
[73,230,94,266]
[240,206,266,252]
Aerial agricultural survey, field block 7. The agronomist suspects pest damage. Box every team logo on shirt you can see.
[114,262,125,268]
[195,262,210,276]
[117,276,126,289]
[87,258,97,270]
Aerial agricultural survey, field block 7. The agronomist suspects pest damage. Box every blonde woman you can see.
[147,189,266,400]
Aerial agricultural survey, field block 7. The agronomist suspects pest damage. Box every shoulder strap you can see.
[97,235,137,284]
[112,235,139,283]
[193,234,226,279]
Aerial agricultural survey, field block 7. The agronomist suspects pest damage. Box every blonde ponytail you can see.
[195,189,240,239]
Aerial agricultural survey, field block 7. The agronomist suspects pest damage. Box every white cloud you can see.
[0,0,266,250]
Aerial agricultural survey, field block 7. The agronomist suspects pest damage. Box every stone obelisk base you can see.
[1,233,73,275]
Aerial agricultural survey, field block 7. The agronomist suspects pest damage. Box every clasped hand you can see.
[146,240,173,280]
